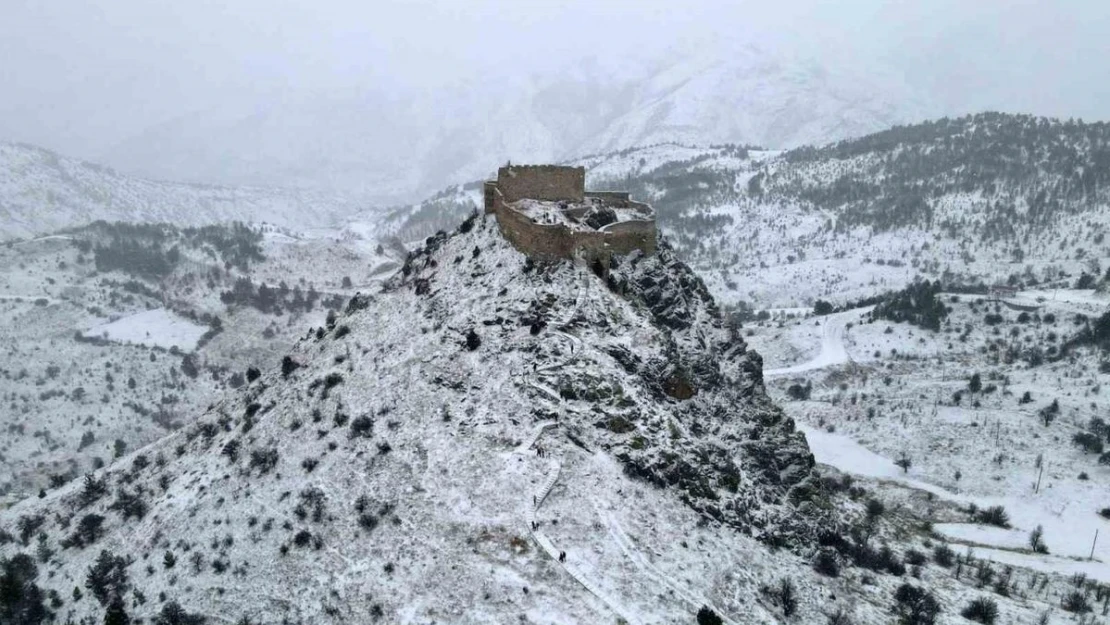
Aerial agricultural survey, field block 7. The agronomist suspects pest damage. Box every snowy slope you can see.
[0,221,403,494]
[0,142,361,240]
[0,214,829,623]
[1,215,1092,625]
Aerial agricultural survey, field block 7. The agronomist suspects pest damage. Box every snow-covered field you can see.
[83,308,209,351]
[755,291,1110,581]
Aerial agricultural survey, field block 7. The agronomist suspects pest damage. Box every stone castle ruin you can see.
[484,165,656,267]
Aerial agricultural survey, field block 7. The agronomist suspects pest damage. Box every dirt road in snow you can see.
[763,308,870,376]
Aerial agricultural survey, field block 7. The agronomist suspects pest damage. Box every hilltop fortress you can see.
[484,165,656,268]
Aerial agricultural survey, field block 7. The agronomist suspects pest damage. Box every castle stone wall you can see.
[584,191,631,206]
[497,165,584,202]
[483,181,499,213]
[599,220,658,255]
[493,200,577,260]
[484,164,656,265]
[494,204,656,265]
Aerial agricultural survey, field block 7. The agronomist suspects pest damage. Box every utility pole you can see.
[1034,464,1044,494]
[1091,529,1099,561]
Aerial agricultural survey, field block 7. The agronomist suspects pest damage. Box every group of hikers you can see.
[528,440,568,565]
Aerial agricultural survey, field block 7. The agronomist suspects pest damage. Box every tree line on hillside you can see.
[219,277,344,315]
[73,221,265,281]
[779,113,1110,234]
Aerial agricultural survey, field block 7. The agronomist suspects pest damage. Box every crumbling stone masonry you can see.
[484,165,657,266]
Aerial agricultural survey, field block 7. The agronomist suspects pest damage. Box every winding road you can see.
[762,308,868,376]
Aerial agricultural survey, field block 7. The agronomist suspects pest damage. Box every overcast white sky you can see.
[1,0,1108,160]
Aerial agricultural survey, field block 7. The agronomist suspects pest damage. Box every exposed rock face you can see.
[396,225,827,545]
[601,243,826,543]
[0,214,828,623]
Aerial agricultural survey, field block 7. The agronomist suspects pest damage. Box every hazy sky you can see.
[1,0,1108,161]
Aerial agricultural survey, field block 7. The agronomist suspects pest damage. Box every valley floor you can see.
[748,291,1110,582]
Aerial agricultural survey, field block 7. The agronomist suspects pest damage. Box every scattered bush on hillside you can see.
[0,553,48,624]
[154,601,207,625]
[1039,399,1059,426]
[465,328,481,351]
[65,514,106,548]
[903,549,927,566]
[892,583,940,625]
[295,488,327,524]
[1029,525,1049,554]
[974,505,1010,528]
[813,549,840,577]
[17,515,46,546]
[762,578,798,617]
[108,490,148,521]
[1072,432,1104,455]
[960,598,999,625]
[221,439,240,463]
[79,474,108,508]
[85,550,130,607]
[696,606,723,625]
[349,415,374,439]
[248,448,279,475]
[284,357,301,377]
[1062,590,1092,613]
[786,382,812,401]
[932,544,955,567]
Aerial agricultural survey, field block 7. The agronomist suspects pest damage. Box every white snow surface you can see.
[83,308,209,351]
[764,308,870,376]
[0,216,824,624]
[766,294,1110,581]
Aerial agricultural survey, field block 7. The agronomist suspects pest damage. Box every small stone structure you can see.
[484,165,656,267]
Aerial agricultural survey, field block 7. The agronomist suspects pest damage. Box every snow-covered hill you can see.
[1,215,1090,625]
[102,47,935,204]
[0,213,827,622]
[0,142,361,241]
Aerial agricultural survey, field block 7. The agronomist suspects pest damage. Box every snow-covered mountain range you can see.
[0,142,361,241]
[101,46,936,204]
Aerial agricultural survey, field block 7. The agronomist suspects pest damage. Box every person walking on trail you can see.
[558,551,566,563]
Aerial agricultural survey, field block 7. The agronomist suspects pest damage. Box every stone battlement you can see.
[484,165,656,267]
